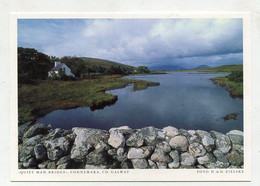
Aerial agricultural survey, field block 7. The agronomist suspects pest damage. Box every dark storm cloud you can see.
[18,18,243,67]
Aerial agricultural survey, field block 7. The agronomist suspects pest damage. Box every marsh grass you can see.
[18,75,159,124]
[211,76,243,98]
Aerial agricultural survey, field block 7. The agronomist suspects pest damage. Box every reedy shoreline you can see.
[18,75,159,124]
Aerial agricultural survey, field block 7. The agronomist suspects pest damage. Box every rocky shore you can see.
[18,123,244,169]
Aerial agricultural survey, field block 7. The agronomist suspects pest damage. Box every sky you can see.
[18,18,243,68]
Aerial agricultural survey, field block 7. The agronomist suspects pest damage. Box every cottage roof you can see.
[50,63,63,71]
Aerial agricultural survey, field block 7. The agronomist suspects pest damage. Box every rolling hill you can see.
[79,57,134,69]
[193,64,211,70]
[199,64,243,72]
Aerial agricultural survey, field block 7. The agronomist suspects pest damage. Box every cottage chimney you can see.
[55,61,60,67]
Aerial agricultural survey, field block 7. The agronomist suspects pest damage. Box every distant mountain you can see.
[149,65,185,71]
[193,65,211,70]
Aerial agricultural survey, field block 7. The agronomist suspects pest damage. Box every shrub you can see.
[228,70,243,82]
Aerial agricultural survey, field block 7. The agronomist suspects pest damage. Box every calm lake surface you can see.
[37,72,243,133]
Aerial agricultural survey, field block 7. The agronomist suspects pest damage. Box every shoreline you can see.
[18,123,244,169]
[210,76,243,98]
[18,75,160,125]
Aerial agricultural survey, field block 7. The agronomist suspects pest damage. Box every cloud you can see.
[18,18,243,67]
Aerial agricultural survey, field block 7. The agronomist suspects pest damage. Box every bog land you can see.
[18,75,159,124]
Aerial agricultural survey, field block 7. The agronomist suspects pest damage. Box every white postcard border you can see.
[10,12,251,182]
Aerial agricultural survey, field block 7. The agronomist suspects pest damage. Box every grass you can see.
[18,75,159,124]
[211,76,243,98]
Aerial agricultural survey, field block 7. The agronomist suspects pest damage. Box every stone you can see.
[47,161,56,169]
[57,163,70,169]
[117,152,128,162]
[179,129,189,137]
[211,131,231,153]
[70,127,108,161]
[18,162,24,169]
[156,162,167,169]
[197,153,215,165]
[168,161,179,169]
[126,131,144,147]
[169,135,188,152]
[127,146,153,159]
[18,144,23,157]
[196,165,206,169]
[44,128,65,140]
[94,141,110,153]
[131,159,149,169]
[109,126,133,135]
[120,160,133,169]
[47,148,64,161]
[22,157,37,168]
[226,150,243,166]
[226,130,243,145]
[23,123,47,138]
[38,160,50,169]
[117,148,124,156]
[57,155,71,165]
[108,149,117,156]
[157,131,165,140]
[168,150,180,168]
[213,150,230,168]
[188,142,206,157]
[148,159,158,169]
[86,142,110,165]
[108,130,125,149]
[34,144,47,160]
[38,163,47,169]
[156,141,171,153]
[232,144,243,154]
[44,137,71,153]
[187,130,200,143]
[196,130,215,152]
[86,151,107,165]
[141,126,159,145]
[150,148,172,163]
[228,165,240,169]
[85,164,108,169]
[180,152,196,166]
[18,122,32,138]
[65,132,76,142]
[19,146,34,162]
[204,163,216,169]
[162,126,179,137]
[23,135,43,146]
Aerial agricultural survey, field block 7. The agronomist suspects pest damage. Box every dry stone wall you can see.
[18,122,244,169]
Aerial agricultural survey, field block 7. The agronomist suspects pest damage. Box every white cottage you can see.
[48,61,75,77]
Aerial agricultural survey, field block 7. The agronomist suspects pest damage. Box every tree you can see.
[18,47,53,83]
[136,66,150,73]
[228,70,243,82]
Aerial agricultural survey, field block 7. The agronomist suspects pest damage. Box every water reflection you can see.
[37,72,243,133]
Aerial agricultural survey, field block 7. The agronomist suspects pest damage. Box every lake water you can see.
[37,72,243,133]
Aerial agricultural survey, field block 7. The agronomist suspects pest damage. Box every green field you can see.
[18,75,159,124]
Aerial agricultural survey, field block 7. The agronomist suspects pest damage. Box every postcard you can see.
[10,12,251,181]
